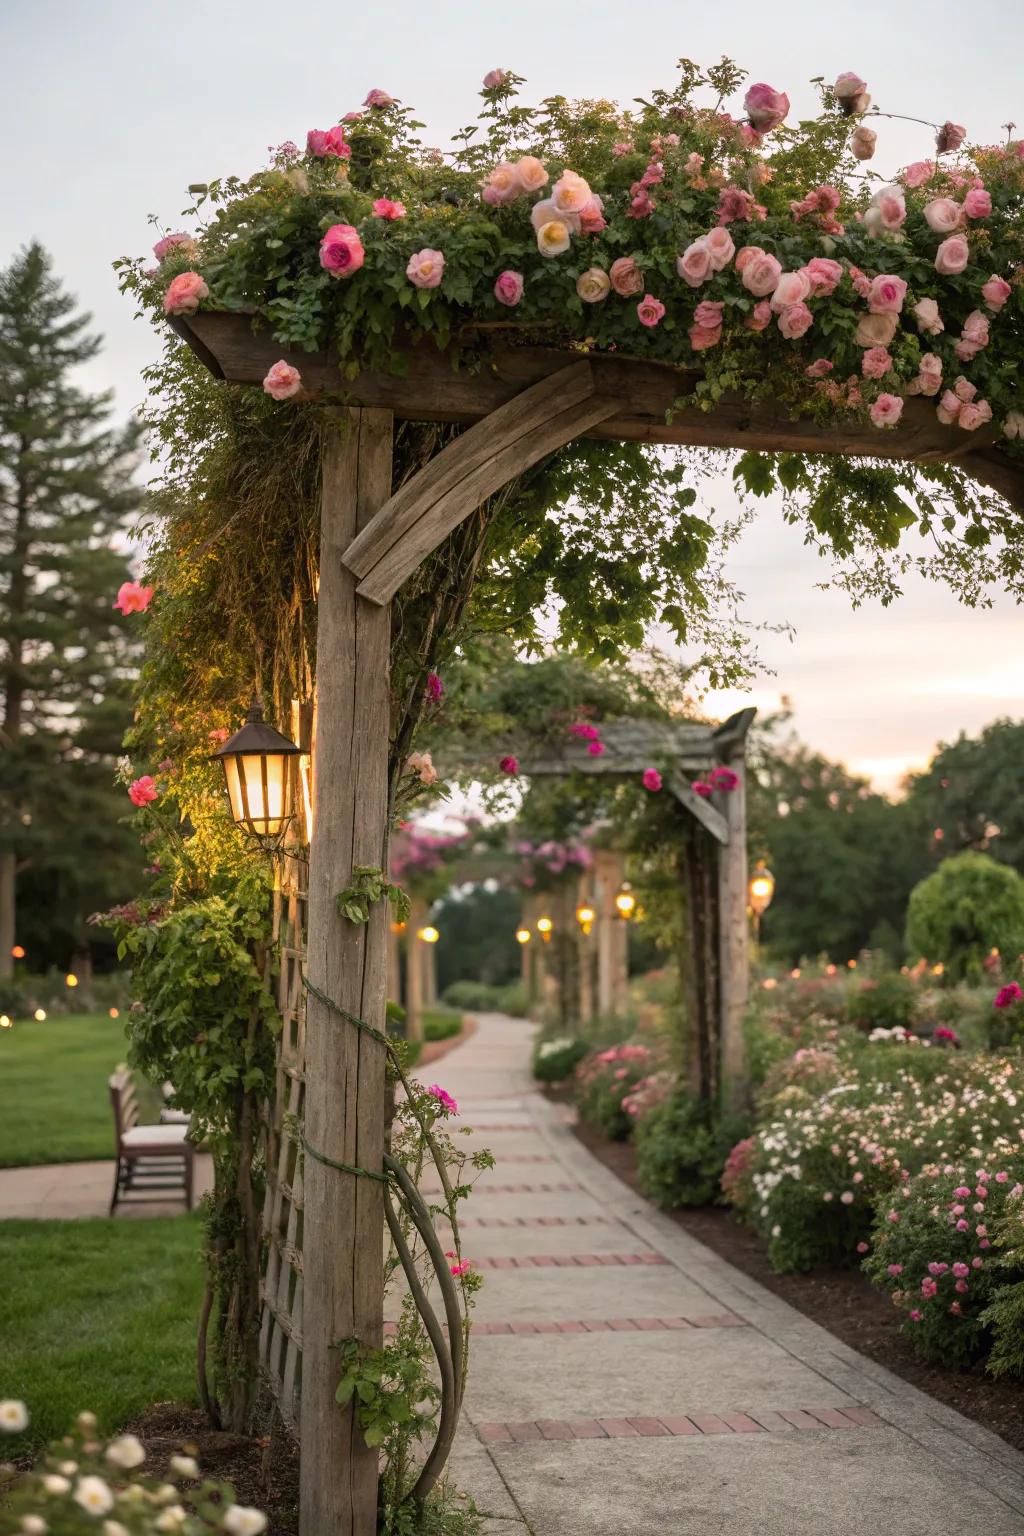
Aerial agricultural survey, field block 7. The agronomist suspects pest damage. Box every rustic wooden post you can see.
[717,743,750,1112]
[302,410,393,1536]
[386,908,402,1009]
[406,895,427,1042]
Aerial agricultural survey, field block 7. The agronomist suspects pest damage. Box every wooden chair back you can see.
[109,1065,140,1149]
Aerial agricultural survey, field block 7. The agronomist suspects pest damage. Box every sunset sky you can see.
[4,0,1022,793]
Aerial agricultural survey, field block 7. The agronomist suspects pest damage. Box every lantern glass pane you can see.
[224,751,288,835]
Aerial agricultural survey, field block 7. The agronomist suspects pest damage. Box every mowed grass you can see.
[0,1215,204,1450]
[0,1012,160,1168]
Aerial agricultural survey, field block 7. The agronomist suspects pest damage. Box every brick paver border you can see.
[472,1252,666,1270]
[384,1314,746,1338]
[459,1215,613,1229]
[420,1181,585,1195]
[476,1405,886,1443]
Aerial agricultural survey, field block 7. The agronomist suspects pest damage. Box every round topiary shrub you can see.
[905,852,1024,984]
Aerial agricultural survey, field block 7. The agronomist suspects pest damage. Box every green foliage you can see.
[531,1034,590,1083]
[441,978,529,1017]
[574,1042,655,1140]
[634,1091,750,1209]
[335,1335,437,1451]
[906,851,1024,983]
[907,718,1024,874]
[434,885,521,993]
[845,971,917,1033]
[336,866,410,926]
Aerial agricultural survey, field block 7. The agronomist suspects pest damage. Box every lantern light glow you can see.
[418,925,440,944]
[614,883,636,919]
[212,696,303,844]
[515,927,531,945]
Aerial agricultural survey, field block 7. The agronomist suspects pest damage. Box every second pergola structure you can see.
[170,310,1020,1536]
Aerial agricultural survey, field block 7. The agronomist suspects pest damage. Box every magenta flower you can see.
[710,766,739,792]
[587,741,605,757]
[426,672,443,702]
[909,1309,922,1322]
[568,722,601,741]
[499,755,519,775]
[427,1084,458,1115]
[128,776,158,808]
[993,983,1023,1009]
[692,780,713,799]
[642,768,662,793]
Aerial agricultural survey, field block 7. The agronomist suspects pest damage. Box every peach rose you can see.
[851,127,876,161]
[923,197,962,234]
[406,248,445,288]
[704,226,735,271]
[153,232,195,262]
[263,360,302,400]
[917,354,943,396]
[935,235,970,275]
[870,394,904,428]
[735,246,762,273]
[855,311,899,348]
[610,257,644,297]
[861,347,892,379]
[770,270,811,312]
[913,297,944,335]
[536,220,571,258]
[578,195,606,235]
[902,160,936,189]
[805,358,834,377]
[551,170,592,216]
[694,300,724,329]
[515,156,549,193]
[740,251,782,297]
[777,302,813,339]
[957,402,985,431]
[163,271,209,314]
[936,390,961,425]
[689,323,722,351]
[953,376,978,403]
[482,162,521,206]
[531,198,579,234]
[577,268,611,303]
[676,238,714,288]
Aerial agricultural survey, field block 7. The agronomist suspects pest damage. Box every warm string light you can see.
[417,925,440,945]
[515,927,531,945]
[536,916,554,943]
[576,904,595,935]
[614,883,636,919]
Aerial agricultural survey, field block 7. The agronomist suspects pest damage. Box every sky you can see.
[4,0,1023,793]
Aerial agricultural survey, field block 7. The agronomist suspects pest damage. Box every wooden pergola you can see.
[170,309,1023,1536]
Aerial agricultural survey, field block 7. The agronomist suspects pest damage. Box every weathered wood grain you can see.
[301,412,392,1536]
[716,719,755,1111]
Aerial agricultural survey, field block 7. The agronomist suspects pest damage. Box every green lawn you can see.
[0,1013,160,1168]
[0,1215,203,1449]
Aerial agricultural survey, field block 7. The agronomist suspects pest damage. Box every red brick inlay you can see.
[420,1181,585,1195]
[385,1313,745,1338]
[471,1252,666,1271]
[459,1215,613,1229]
[475,1407,886,1443]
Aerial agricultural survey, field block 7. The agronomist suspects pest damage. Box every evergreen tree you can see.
[0,244,143,977]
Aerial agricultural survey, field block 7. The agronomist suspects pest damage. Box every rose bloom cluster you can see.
[150,67,1024,442]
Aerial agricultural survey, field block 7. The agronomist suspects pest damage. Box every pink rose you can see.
[482,162,521,206]
[936,121,966,154]
[954,376,978,402]
[319,224,365,278]
[263,360,302,400]
[835,72,870,115]
[371,197,406,220]
[861,346,892,379]
[689,324,722,351]
[803,258,843,297]
[864,186,906,234]
[128,775,158,807]
[514,155,549,193]
[704,226,735,271]
[935,235,970,275]
[483,68,507,89]
[770,270,811,312]
[114,581,154,615]
[152,232,195,262]
[936,388,962,425]
[637,294,666,328]
[407,249,445,289]
[577,268,611,303]
[1005,411,1024,439]
[745,301,772,332]
[867,274,908,315]
[902,160,936,189]
[778,302,813,339]
[551,170,592,216]
[163,271,209,314]
[855,311,898,348]
[739,250,782,297]
[610,257,644,297]
[578,195,606,235]
[642,768,663,792]
[917,354,943,396]
[851,126,876,161]
[870,393,904,428]
[963,187,992,219]
[306,125,350,160]
[499,755,519,774]
[493,270,524,307]
[923,197,962,234]
[958,402,985,430]
[961,309,990,347]
[805,359,834,377]
[744,82,790,132]
[694,300,724,329]
[364,89,396,109]
[981,274,1012,311]
[677,238,713,288]
[913,297,944,335]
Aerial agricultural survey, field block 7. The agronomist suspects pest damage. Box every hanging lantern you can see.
[418,925,440,945]
[536,915,554,943]
[10,945,25,961]
[212,696,303,845]
[515,927,531,945]
[576,903,595,936]
[748,859,775,916]
[614,882,636,920]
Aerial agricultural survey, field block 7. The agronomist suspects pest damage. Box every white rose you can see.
[536,219,571,258]
[21,1517,48,1535]
[103,1523,131,1536]
[74,1477,114,1517]
[155,1508,187,1532]
[42,1476,70,1495]
[576,268,611,303]
[0,1400,29,1433]
[222,1506,269,1536]
[169,1454,200,1480]
[105,1435,145,1470]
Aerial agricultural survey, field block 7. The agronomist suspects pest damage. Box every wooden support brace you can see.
[667,771,730,845]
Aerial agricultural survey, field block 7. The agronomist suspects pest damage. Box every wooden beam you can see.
[667,771,730,845]
[301,412,392,1536]
[168,313,1024,513]
[717,742,749,1113]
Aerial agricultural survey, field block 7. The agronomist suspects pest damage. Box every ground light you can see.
[576,903,595,936]
[33,1009,46,1021]
[212,695,303,845]
[614,883,636,919]
[0,1015,11,1029]
[109,1008,120,1019]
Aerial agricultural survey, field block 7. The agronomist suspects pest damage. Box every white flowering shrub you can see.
[0,1408,268,1535]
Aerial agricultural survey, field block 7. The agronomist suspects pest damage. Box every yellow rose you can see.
[537,220,571,258]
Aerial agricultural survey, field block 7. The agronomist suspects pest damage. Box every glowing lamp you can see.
[65,973,78,989]
[614,883,636,920]
[576,904,595,935]
[515,927,531,945]
[418,925,440,944]
[33,1009,46,1022]
[748,860,775,916]
[536,916,554,943]
[10,945,25,960]
[0,1015,11,1029]
[109,1008,120,1019]
[213,696,302,844]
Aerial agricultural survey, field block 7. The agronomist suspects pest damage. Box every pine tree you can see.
[0,244,144,978]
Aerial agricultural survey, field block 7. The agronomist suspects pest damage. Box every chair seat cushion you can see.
[160,1108,191,1125]
[122,1123,190,1150]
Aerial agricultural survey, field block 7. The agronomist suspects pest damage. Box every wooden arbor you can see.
[169,311,1024,1536]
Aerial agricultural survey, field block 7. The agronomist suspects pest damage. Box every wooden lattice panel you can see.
[260,838,308,1431]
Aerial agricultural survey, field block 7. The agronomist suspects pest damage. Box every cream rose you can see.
[551,170,592,215]
[536,219,571,257]
[514,156,549,192]
[609,256,644,297]
[913,297,944,335]
[855,311,899,348]
[923,197,962,234]
[576,268,611,303]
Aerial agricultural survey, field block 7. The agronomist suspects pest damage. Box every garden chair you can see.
[108,1066,194,1214]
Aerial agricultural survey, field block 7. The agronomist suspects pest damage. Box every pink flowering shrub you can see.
[864,1163,1024,1370]
[574,1042,656,1140]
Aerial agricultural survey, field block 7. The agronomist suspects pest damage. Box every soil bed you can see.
[570,1112,1024,1455]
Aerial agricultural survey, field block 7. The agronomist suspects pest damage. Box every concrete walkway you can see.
[0,1155,213,1219]
[441,1013,1024,1535]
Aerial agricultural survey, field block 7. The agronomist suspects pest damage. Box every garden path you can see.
[441,1013,1024,1535]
